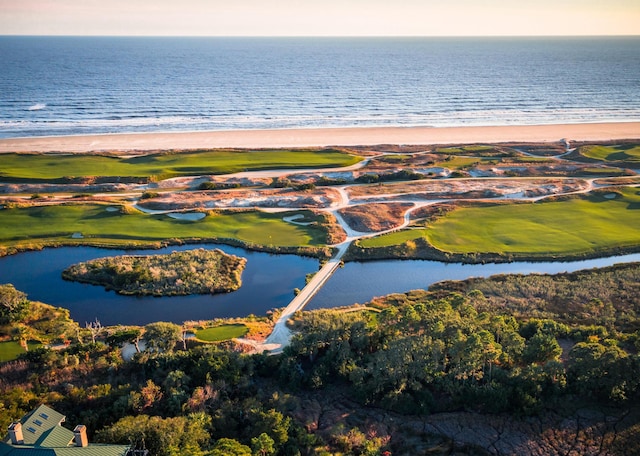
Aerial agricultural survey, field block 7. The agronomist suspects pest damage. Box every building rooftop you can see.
[2,405,129,456]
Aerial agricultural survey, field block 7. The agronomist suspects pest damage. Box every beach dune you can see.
[0,122,638,153]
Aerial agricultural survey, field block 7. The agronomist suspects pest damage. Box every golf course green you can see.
[0,204,327,251]
[0,148,361,181]
[360,188,640,257]
[428,188,640,255]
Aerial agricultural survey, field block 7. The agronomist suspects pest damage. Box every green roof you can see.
[19,405,66,446]
[2,405,129,456]
[34,428,73,449]
[0,443,129,456]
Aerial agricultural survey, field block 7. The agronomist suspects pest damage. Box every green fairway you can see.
[580,144,640,163]
[0,149,361,181]
[426,188,640,255]
[436,145,495,154]
[433,156,483,170]
[0,204,326,249]
[0,341,41,362]
[195,324,248,342]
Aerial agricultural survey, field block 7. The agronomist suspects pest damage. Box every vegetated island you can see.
[62,248,246,296]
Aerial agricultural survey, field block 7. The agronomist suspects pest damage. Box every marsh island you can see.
[62,248,246,296]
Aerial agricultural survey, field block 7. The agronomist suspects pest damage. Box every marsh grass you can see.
[62,249,246,296]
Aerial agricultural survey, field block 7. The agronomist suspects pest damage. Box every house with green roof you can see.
[1,405,130,456]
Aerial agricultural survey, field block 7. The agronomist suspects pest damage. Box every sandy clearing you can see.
[0,122,639,153]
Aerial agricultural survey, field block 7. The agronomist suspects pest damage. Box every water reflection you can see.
[1,246,639,325]
[0,245,318,325]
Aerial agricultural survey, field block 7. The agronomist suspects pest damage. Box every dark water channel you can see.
[308,253,640,309]
[1,245,639,325]
[0,245,318,325]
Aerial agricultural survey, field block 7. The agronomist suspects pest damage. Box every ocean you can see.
[0,36,639,138]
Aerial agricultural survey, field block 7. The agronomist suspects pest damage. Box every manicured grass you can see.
[0,149,361,180]
[436,145,495,154]
[0,341,41,362]
[195,324,248,342]
[580,144,640,163]
[359,228,428,248]
[426,188,640,255]
[433,156,483,170]
[0,205,326,248]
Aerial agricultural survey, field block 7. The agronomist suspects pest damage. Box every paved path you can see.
[253,241,351,353]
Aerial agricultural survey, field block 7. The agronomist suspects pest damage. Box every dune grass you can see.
[426,188,640,255]
[195,324,249,342]
[580,144,640,163]
[0,148,361,181]
[0,204,326,249]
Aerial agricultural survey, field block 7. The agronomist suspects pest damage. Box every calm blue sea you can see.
[1,36,639,138]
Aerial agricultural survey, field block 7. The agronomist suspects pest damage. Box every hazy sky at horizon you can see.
[1,0,639,37]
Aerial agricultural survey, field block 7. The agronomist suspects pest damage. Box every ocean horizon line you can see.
[1,34,640,39]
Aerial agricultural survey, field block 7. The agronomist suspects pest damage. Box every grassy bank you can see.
[0,148,361,181]
[355,188,640,260]
[0,204,327,253]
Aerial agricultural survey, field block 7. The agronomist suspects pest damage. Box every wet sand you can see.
[0,122,638,153]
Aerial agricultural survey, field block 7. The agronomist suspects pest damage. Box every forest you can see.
[1,262,640,455]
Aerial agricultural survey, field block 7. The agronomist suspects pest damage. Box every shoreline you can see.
[0,122,639,153]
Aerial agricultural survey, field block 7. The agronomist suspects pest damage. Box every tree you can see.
[85,318,103,343]
[11,323,33,351]
[0,284,29,324]
[130,380,163,412]
[251,433,275,456]
[500,330,525,366]
[144,322,182,353]
[96,413,210,456]
[106,327,143,351]
[210,438,252,456]
[522,332,562,364]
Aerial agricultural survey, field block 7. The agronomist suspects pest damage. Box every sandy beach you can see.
[0,122,639,153]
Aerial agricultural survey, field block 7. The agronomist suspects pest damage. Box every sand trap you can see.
[283,214,314,225]
[71,232,84,239]
[167,212,206,221]
[604,193,618,199]
[106,207,119,212]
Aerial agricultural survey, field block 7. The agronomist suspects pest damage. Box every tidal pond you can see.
[2,246,639,325]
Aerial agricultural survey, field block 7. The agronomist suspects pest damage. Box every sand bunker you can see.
[167,212,207,221]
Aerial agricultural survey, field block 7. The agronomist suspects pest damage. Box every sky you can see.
[0,0,639,37]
